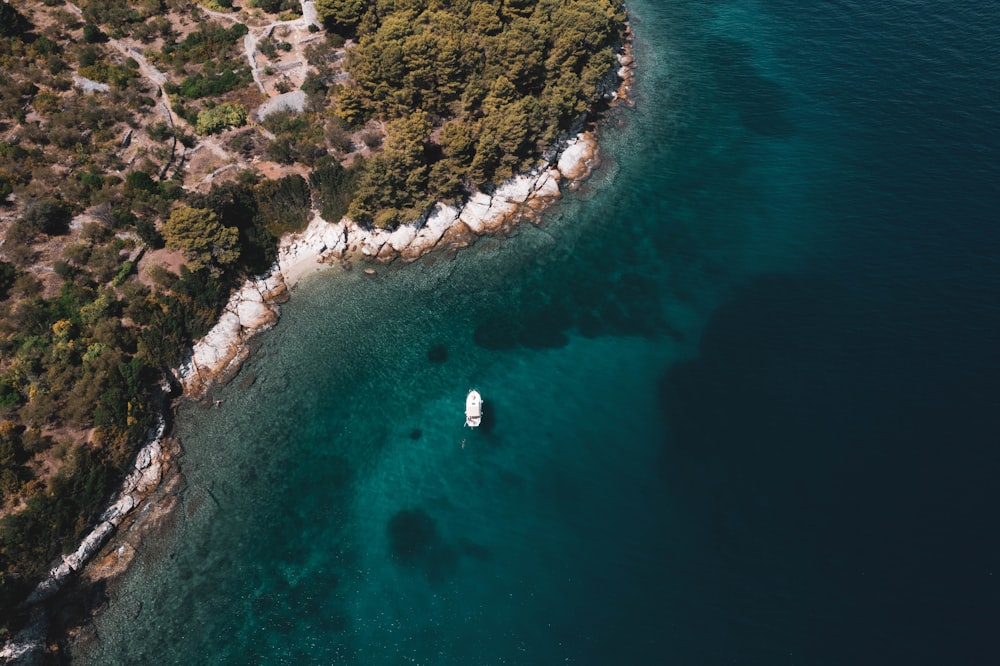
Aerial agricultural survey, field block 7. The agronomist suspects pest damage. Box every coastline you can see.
[0,24,636,663]
[178,130,596,399]
[177,16,637,399]
[179,21,636,398]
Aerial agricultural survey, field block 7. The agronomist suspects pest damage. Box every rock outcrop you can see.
[176,274,286,398]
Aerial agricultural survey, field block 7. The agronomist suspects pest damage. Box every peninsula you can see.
[0,0,634,653]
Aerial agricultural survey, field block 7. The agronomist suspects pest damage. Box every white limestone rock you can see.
[136,461,162,494]
[537,169,562,199]
[191,311,242,370]
[360,228,391,256]
[557,134,597,181]
[402,205,459,260]
[483,198,518,231]
[64,521,115,571]
[459,192,493,233]
[301,0,320,27]
[426,204,460,236]
[101,493,137,526]
[133,440,160,470]
[494,174,536,204]
[321,222,347,254]
[235,299,277,331]
[387,224,417,252]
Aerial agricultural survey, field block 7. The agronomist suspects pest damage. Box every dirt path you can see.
[64,0,325,189]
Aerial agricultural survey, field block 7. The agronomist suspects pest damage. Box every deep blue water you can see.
[80,0,999,664]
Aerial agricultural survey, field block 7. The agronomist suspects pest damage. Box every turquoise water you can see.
[79,0,1000,663]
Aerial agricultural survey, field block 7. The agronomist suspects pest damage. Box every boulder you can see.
[557,134,597,181]
[64,521,115,571]
[494,174,536,204]
[360,228,391,256]
[401,205,458,261]
[192,312,242,369]
[459,192,492,233]
[525,169,562,212]
[321,223,347,254]
[136,461,162,494]
[236,299,278,331]
[387,224,417,252]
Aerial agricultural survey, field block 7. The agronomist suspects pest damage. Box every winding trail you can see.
[63,1,244,177]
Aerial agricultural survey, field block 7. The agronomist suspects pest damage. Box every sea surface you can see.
[79,0,999,664]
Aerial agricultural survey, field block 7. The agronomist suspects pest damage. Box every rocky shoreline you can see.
[0,27,636,664]
[177,20,637,398]
[177,130,599,398]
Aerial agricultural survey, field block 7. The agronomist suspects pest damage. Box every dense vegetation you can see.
[325,0,626,226]
[0,0,625,638]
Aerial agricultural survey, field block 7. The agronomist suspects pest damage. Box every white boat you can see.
[465,389,482,428]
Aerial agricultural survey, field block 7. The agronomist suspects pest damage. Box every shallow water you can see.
[80,0,1000,663]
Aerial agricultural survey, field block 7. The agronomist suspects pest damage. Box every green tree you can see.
[22,199,73,236]
[310,158,357,222]
[195,103,248,135]
[162,206,240,275]
[315,0,367,32]
[0,0,27,38]
[333,85,371,126]
[253,175,311,236]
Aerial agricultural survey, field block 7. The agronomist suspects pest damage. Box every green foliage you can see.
[310,158,357,222]
[135,216,164,249]
[251,0,302,13]
[339,0,625,212]
[21,199,73,236]
[0,0,27,38]
[189,180,275,275]
[162,206,241,275]
[111,260,134,287]
[196,103,248,135]
[157,22,249,68]
[125,170,157,194]
[315,0,367,33]
[197,0,234,12]
[175,66,251,99]
[254,175,312,236]
[82,23,107,44]
[0,445,111,576]
[78,61,138,89]
[347,111,433,227]
[332,85,371,127]
[263,111,327,165]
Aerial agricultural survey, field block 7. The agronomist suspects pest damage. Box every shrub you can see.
[195,103,247,135]
[82,22,106,43]
[162,206,240,274]
[125,170,156,193]
[310,159,356,222]
[22,199,73,236]
[254,175,311,236]
[0,261,16,300]
[111,260,134,287]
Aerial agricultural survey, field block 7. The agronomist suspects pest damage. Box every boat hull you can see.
[465,390,482,428]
